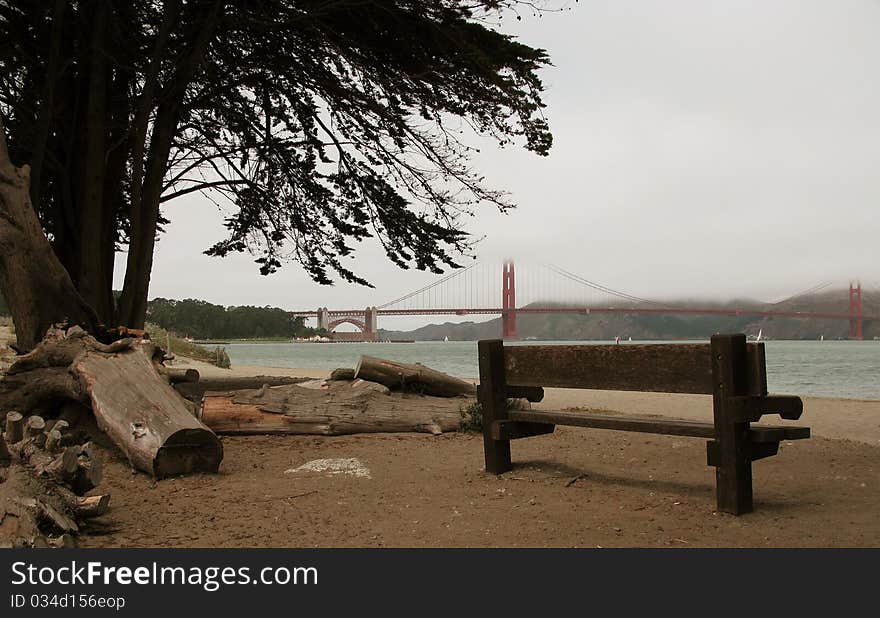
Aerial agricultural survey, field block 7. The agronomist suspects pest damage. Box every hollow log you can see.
[200,381,466,436]
[354,355,476,398]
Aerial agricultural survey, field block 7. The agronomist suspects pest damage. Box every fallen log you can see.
[354,355,476,398]
[0,325,222,478]
[174,375,308,403]
[200,381,466,436]
[73,339,221,478]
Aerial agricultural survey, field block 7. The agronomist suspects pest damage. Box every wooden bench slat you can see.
[506,410,810,443]
[476,384,544,403]
[491,420,556,440]
[507,410,717,438]
[503,343,767,395]
[749,425,810,442]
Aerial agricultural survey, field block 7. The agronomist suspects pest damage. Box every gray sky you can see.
[115,0,880,330]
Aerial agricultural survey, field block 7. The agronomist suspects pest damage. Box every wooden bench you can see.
[477,333,810,515]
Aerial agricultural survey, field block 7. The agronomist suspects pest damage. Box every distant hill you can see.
[378,288,880,341]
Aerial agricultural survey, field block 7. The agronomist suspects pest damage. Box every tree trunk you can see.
[0,325,223,478]
[354,355,476,398]
[0,116,102,352]
[75,1,112,321]
[118,1,224,330]
[199,381,466,436]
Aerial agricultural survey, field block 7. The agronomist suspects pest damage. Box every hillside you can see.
[378,287,880,341]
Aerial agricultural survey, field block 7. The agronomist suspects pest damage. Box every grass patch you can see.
[146,323,231,368]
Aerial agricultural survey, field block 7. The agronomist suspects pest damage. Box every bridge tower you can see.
[365,306,378,336]
[502,260,517,339]
[849,283,863,340]
[317,307,330,331]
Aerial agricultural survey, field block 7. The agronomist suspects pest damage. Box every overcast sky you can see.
[115,1,880,330]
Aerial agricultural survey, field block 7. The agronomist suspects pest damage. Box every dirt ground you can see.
[80,425,880,548]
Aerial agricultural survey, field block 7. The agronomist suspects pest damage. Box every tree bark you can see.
[75,1,112,321]
[200,381,466,436]
[0,115,102,352]
[354,355,476,398]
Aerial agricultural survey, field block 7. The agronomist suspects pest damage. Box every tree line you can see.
[0,291,320,340]
[146,297,320,340]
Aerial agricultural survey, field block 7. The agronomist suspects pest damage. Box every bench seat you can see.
[501,410,810,443]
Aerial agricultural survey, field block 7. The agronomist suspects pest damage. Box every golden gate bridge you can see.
[290,261,875,341]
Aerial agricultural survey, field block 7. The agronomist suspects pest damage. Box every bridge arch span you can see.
[328,317,366,332]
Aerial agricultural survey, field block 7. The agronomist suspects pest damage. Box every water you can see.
[221,339,880,400]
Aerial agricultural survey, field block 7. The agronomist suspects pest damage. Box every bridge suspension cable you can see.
[543,263,667,306]
[377,262,478,309]
[766,281,833,305]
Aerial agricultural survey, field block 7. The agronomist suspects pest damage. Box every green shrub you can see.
[212,346,231,368]
[459,401,483,433]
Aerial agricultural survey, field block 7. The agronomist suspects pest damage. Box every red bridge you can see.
[291,261,875,341]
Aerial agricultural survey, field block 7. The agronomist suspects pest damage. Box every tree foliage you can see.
[0,0,553,331]
[146,297,317,340]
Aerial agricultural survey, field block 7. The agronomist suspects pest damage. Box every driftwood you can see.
[0,416,110,548]
[200,380,467,436]
[354,355,476,398]
[174,375,308,403]
[0,325,222,478]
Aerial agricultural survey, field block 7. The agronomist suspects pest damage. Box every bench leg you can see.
[711,334,754,515]
[714,429,753,515]
[479,340,511,474]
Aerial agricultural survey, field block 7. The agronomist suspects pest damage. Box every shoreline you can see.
[177,358,880,446]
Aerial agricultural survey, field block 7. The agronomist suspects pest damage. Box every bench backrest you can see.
[497,341,768,396]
